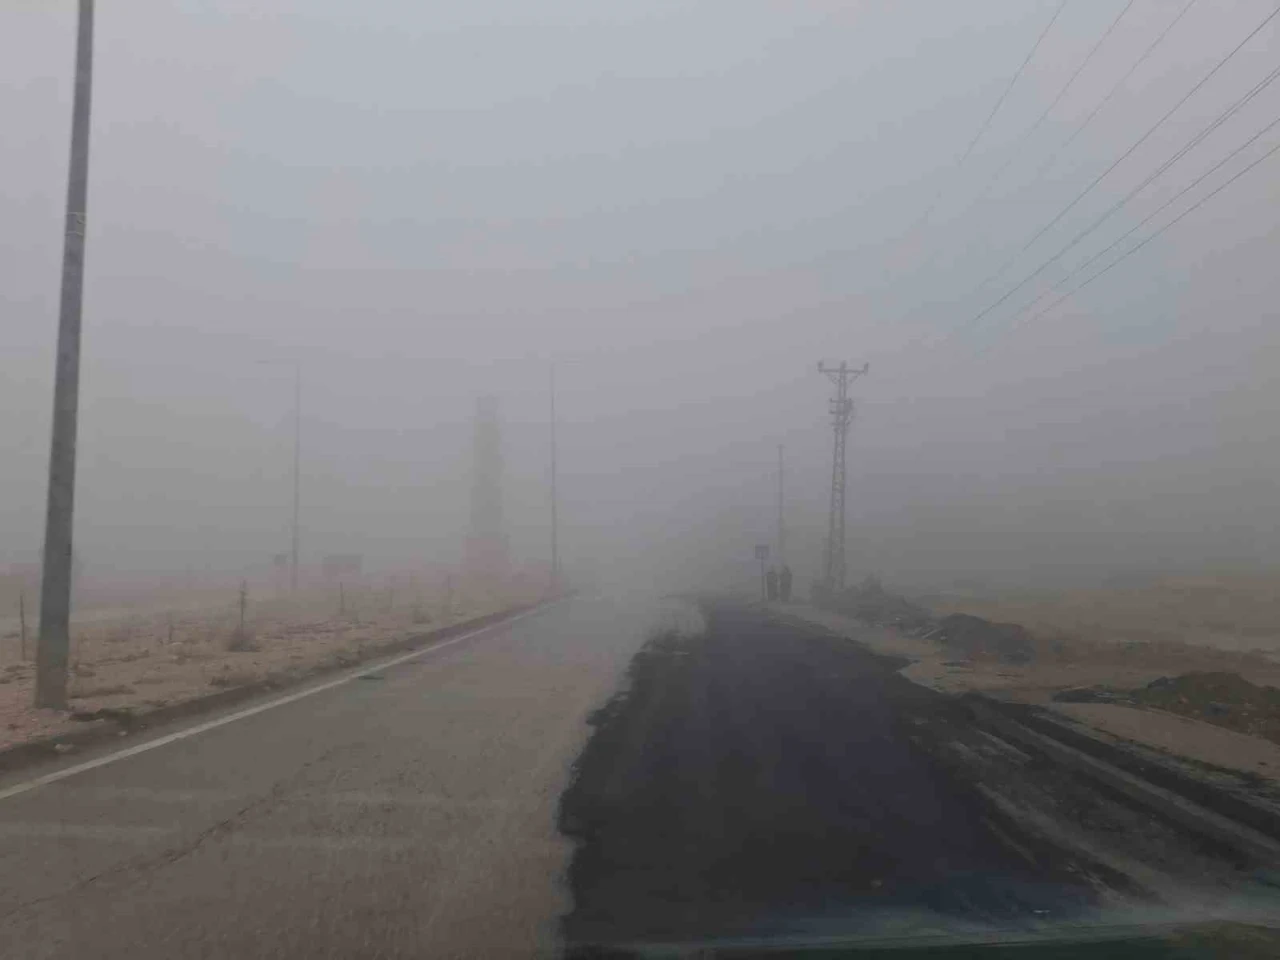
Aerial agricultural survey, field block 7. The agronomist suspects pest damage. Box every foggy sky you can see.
[4,0,1280,592]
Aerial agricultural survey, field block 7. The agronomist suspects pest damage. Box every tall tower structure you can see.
[817,361,868,594]
[466,395,508,580]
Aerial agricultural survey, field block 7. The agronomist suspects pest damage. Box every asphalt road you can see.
[560,602,1110,953]
[0,595,648,959]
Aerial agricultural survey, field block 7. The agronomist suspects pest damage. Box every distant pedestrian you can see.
[779,565,793,602]
[766,567,779,602]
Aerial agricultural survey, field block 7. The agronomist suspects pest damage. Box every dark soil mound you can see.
[1134,672,1280,743]
[826,578,933,632]
[930,613,1035,665]
[1053,672,1280,744]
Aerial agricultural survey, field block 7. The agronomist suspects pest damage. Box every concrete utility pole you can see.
[816,360,868,596]
[549,362,560,589]
[776,443,785,568]
[259,358,302,592]
[466,396,508,579]
[36,0,95,709]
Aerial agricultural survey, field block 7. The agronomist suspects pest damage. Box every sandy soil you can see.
[785,603,1280,781]
[926,575,1280,657]
[0,577,545,750]
[1052,702,1280,777]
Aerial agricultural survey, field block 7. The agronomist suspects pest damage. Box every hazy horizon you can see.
[5,0,1280,595]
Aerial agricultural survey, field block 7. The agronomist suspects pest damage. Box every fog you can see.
[4,0,1280,596]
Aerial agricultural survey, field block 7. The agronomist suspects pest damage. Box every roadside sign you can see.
[755,545,770,561]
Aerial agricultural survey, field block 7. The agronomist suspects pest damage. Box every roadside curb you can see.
[0,596,561,777]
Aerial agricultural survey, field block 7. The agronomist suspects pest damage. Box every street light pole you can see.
[36,0,95,709]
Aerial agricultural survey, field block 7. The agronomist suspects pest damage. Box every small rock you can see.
[53,742,75,754]
[1205,702,1231,717]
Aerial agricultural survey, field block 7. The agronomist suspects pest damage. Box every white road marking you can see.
[0,607,547,805]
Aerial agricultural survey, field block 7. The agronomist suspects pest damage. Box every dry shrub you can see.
[105,619,142,644]
[226,626,260,652]
[329,645,362,668]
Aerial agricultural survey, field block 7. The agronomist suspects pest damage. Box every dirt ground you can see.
[0,574,546,750]
[926,575,1280,657]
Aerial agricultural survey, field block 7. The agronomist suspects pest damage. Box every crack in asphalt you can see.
[0,743,349,922]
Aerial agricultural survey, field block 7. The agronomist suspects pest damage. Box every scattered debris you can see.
[819,580,1037,664]
[1052,687,1129,704]
[823,577,933,632]
[69,706,136,725]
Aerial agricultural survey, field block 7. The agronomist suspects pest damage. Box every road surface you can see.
[0,595,648,959]
[3,596,1272,958]
[558,602,1275,955]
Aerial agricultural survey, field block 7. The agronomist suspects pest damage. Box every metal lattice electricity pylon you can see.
[817,361,868,595]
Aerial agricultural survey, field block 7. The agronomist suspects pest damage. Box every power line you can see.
[885,0,1195,346]
[894,1,1133,304]
[1023,0,1199,197]
[899,2,1066,242]
[1004,105,1280,334]
[946,1,1136,233]
[955,4,1280,336]
[1016,134,1280,329]
[952,56,1280,341]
